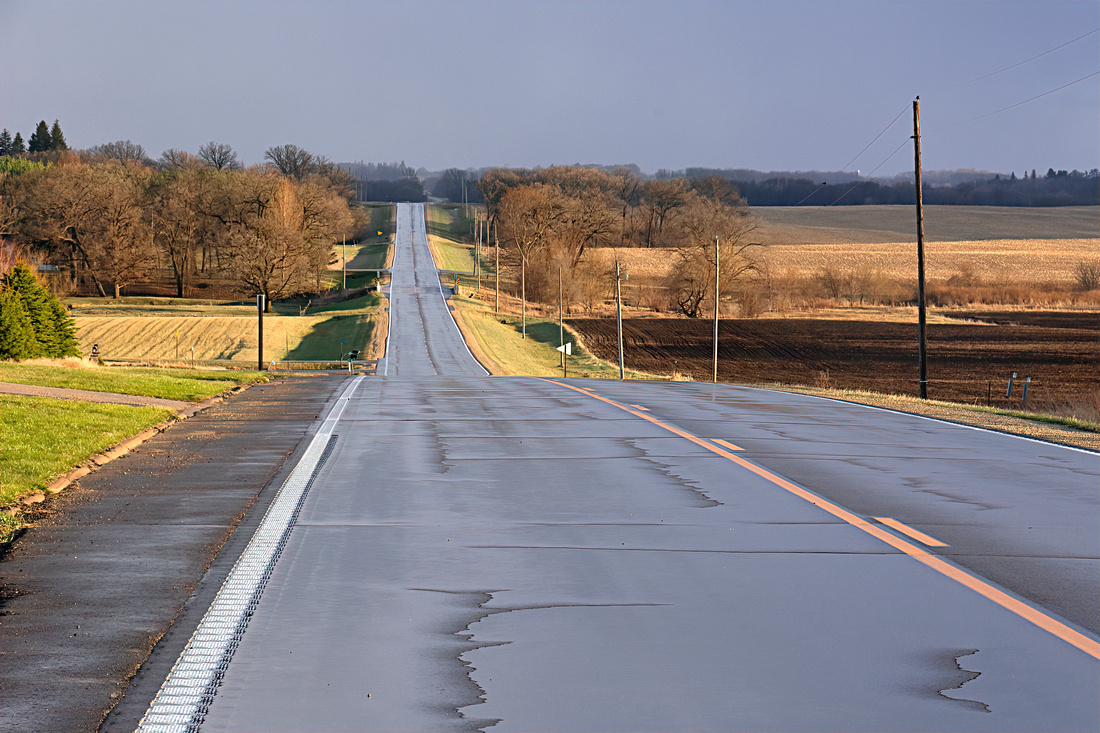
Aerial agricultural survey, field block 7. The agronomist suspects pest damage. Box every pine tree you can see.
[27,120,51,153]
[0,288,36,360]
[12,132,26,154]
[46,297,80,356]
[49,119,67,151]
[0,129,11,156]
[1,263,79,357]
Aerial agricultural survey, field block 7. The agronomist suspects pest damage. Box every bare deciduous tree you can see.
[264,144,317,181]
[670,192,758,317]
[197,141,241,171]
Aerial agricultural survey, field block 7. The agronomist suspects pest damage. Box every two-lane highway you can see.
[136,203,1097,732]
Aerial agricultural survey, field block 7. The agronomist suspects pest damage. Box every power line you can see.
[827,136,912,206]
[963,70,1099,123]
[962,27,1099,86]
[837,103,910,173]
[793,182,828,206]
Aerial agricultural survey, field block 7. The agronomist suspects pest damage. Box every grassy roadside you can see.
[0,361,266,401]
[1,396,176,537]
[450,294,668,380]
[285,294,382,360]
[762,384,1099,451]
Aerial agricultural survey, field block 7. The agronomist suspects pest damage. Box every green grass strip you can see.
[452,295,666,380]
[0,363,265,402]
[1,395,175,507]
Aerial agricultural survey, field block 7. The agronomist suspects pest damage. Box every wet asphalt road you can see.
[147,204,1096,731]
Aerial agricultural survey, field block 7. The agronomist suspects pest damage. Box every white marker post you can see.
[556,342,572,378]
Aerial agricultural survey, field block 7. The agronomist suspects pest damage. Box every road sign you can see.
[556,343,572,355]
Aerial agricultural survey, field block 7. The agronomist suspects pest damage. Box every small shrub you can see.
[1074,260,1100,291]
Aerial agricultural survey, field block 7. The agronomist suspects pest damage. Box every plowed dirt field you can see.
[568,311,1098,408]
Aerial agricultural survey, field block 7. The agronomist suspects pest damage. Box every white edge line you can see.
[725,383,1098,456]
[418,202,490,376]
[136,377,363,732]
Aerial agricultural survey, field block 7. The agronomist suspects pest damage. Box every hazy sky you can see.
[1,0,1097,175]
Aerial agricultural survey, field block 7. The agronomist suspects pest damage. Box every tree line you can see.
[477,166,758,318]
[0,119,68,156]
[684,167,1100,207]
[1,142,361,309]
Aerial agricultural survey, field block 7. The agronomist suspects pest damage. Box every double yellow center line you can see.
[545,379,1099,660]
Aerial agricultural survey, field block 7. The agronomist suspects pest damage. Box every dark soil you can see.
[568,311,1099,408]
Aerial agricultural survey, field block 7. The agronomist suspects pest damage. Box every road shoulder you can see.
[0,376,345,733]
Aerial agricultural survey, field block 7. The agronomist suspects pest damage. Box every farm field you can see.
[751,204,1100,244]
[567,311,1099,411]
[69,294,384,364]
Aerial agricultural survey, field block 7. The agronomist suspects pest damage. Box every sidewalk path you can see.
[0,381,191,411]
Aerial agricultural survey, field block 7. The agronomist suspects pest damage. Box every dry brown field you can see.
[598,205,1099,290]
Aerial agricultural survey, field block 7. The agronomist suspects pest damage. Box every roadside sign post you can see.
[256,294,265,371]
[556,342,572,378]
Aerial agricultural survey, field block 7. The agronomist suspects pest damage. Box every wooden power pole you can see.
[713,236,719,384]
[913,98,928,399]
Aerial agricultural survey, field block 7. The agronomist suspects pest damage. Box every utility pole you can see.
[913,97,928,399]
[616,260,625,380]
[713,236,719,384]
[256,294,265,372]
[494,219,500,314]
[558,267,564,368]
[342,235,346,290]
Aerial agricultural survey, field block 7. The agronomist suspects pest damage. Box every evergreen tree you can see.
[12,132,26,154]
[2,263,79,357]
[0,129,11,156]
[27,120,51,153]
[49,119,67,150]
[46,297,80,356]
[0,288,36,360]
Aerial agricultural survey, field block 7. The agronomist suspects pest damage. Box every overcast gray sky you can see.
[1,0,1097,175]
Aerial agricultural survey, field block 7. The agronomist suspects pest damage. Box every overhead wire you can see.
[962,70,1100,123]
[960,27,1098,86]
[826,136,912,206]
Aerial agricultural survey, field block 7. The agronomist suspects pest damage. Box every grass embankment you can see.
[451,295,664,380]
[360,203,396,244]
[426,204,482,274]
[0,361,265,401]
[1,397,175,510]
[0,361,268,539]
[329,238,393,289]
[71,294,385,363]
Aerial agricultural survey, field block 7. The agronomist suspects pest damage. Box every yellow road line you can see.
[543,379,1100,660]
[713,439,744,451]
[630,404,651,411]
[877,517,949,547]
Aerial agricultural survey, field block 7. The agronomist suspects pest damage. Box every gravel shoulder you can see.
[0,376,344,733]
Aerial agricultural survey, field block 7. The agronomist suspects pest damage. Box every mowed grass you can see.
[332,241,391,272]
[361,203,396,243]
[0,361,263,401]
[452,295,663,380]
[286,295,379,360]
[1,395,174,506]
[71,294,384,363]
